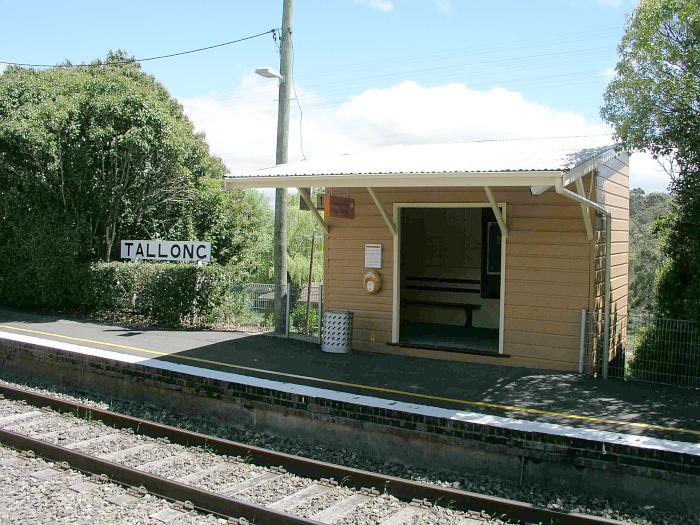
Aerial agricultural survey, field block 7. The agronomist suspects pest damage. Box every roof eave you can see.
[562,146,620,187]
[224,170,563,190]
[531,146,621,196]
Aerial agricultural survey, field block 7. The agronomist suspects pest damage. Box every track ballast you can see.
[0,383,627,525]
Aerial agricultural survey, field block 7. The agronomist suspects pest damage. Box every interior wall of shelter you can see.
[399,207,499,329]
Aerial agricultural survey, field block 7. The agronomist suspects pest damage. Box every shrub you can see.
[290,302,319,335]
[0,212,92,310]
[86,262,232,327]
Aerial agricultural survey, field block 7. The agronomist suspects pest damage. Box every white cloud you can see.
[354,0,394,11]
[601,66,616,78]
[432,0,452,13]
[629,152,672,192]
[594,0,636,6]
[353,0,452,13]
[180,77,671,193]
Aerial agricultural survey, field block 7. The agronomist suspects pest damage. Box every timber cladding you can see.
[591,154,630,369]
[323,154,630,372]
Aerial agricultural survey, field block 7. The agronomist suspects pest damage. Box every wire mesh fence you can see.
[224,282,323,338]
[227,283,277,333]
[583,310,700,389]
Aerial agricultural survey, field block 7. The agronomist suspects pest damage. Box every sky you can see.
[0,0,671,193]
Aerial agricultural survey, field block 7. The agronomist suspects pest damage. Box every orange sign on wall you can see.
[324,195,355,219]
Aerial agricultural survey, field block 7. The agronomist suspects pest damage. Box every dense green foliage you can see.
[290,301,319,335]
[628,188,672,314]
[603,0,700,385]
[287,191,324,285]
[87,262,232,326]
[602,0,700,323]
[248,190,325,285]
[0,52,268,310]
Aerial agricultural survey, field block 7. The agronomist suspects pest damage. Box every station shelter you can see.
[225,138,629,373]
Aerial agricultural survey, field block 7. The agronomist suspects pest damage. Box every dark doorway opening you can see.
[398,207,501,353]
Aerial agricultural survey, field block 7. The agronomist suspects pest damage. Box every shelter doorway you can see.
[396,205,503,354]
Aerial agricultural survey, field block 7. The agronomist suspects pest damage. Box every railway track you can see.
[0,383,626,525]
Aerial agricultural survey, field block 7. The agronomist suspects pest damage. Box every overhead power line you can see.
[0,29,277,69]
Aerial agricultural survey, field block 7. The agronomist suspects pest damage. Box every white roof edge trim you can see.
[562,147,620,188]
[224,171,562,190]
[529,147,621,196]
[529,185,551,196]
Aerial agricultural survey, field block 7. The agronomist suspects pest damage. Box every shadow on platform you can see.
[1,308,698,442]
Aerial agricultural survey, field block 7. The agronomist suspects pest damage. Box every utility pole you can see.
[274,0,294,334]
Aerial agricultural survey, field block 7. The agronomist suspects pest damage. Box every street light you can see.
[255,67,284,81]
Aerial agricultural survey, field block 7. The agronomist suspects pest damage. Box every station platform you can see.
[2,307,700,512]
[0,308,697,445]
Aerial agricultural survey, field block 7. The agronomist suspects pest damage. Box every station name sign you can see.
[120,240,211,263]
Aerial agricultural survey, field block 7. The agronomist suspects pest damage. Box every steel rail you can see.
[0,427,320,525]
[0,383,626,525]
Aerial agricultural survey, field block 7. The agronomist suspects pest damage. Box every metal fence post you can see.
[285,283,291,338]
[318,284,323,344]
[579,309,587,374]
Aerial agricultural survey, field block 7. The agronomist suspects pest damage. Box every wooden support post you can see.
[575,177,594,241]
[298,188,329,233]
[483,186,508,238]
[367,187,396,236]
[305,232,316,335]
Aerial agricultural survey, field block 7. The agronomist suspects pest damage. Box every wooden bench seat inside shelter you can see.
[402,276,482,327]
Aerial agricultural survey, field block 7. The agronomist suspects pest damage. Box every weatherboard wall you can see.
[322,173,614,371]
[592,153,630,364]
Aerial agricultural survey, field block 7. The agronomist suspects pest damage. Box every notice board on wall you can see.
[364,243,382,269]
[324,195,355,219]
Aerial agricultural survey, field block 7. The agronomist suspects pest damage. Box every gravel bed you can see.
[339,494,405,525]
[111,441,182,468]
[240,473,314,505]
[1,374,696,525]
[2,413,56,432]
[70,430,143,455]
[295,485,355,518]
[0,444,225,524]
[0,399,34,416]
[189,462,262,492]
[141,450,226,479]
[16,414,98,441]
[40,422,107,446]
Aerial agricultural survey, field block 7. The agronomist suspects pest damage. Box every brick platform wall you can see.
[1,337,697,511]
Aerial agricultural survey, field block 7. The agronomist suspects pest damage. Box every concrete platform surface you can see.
[0,309,698,443]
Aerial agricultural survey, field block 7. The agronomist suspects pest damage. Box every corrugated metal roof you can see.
[226,136,617,179]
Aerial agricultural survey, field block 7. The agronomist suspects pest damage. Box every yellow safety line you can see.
[2,324,699,437]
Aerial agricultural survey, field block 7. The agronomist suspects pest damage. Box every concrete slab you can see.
[0,308,698,443]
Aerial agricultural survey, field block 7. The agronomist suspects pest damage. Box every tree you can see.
[186,177,273,280]
[0,51,207,262]
[0,51,268,308]
[286,191,324,285]
[602,0,700,322]
[245,191,325,285]
[628,188,671,314]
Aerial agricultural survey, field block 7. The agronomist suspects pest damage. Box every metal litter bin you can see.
[322,310,354,353]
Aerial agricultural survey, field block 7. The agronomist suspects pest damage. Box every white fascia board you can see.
[225,171,561,190]
[531,148,620,196]
[530,185,551,195]
[562,148,619,188]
